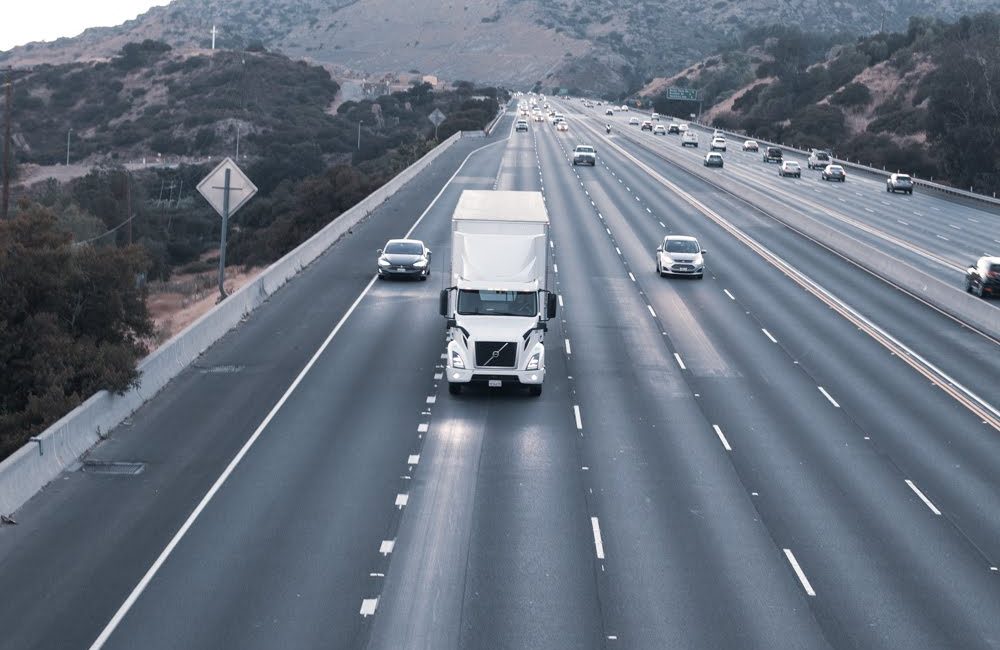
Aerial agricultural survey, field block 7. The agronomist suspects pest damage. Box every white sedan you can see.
[656,235,706,279]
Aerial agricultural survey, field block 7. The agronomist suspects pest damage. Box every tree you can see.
[0,202,153,459]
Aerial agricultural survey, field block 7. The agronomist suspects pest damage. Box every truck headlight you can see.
[377,257,390,267]
[525,352,541,371]
[451,350,465,369]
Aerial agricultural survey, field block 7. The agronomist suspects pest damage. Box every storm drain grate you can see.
[81,461,146,476]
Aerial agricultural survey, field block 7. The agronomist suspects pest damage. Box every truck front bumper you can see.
[446,367,544,386]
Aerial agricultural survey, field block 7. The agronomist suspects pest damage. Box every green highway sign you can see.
[667,87,699,101]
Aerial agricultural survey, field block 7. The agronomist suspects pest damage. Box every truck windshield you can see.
[457,290,538,316]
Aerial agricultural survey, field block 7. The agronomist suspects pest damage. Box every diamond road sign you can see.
[196,157,257,219]
[667,87,699,101]
[428,108,447,126]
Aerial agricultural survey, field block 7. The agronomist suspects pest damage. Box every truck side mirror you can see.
[439,289,449,317]
[547,293,558,319]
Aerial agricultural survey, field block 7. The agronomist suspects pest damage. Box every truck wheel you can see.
[975,282,985,298]
[448,383,462,395]
[965,276,973,292]
[528,385,542,397]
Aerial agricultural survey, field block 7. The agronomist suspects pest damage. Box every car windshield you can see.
[815,152,830,160]
[457,290,538,317]
[385,242,423,255]
[576,147,594,153]
[830,166,844,172]
[786,162,800,168]
[665,239,700,253]
[897,175,911,182]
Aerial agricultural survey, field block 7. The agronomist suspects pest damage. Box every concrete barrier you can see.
[0,131,465,517]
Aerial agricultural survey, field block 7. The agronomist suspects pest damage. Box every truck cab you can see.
[440,191,557,396]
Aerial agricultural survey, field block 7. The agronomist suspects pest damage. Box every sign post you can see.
[428,108,447,141]
[197,157,257,300]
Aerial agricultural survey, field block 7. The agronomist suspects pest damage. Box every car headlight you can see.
[525,352,541,371]
[377,257,390,267]
[413,259,428,268]
[450,350,465,369]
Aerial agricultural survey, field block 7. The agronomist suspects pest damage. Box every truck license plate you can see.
[488,380,502,388]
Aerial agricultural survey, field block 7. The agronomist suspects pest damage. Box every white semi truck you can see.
[439,190,558,396]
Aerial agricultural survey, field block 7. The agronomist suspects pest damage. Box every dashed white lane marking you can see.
[659,221,666,228]
[591,517,606,559]
[673,352,686,369]
[880,200,891,206]
[379,540,395,555]
[635,196,641,202]
[360,598,378,617]
[598,212,604,220]
[565,339,572,355]
[407,454,420,465]
[628,272,636,282]
[626,186,631,191]
[712,425,732,451]
[783,549,816,596]
[865,207,875,213]
[395,494,409,508]
[558,295,564,308]
[937,234,950,241]
[898,219,910,225]
[854,192,863,197]
[606,227,612,235]
[417,423,429,433]
[646,208,652,214]
[948,224,961,230]
[818,386,840,408]
[647,305,657,318]
[550,241,554,248]
[724,289,735,300]
[905,479,942,515]
[426,395,436,404]
[968,217,979,223]
[554,263,559,273]
[762,328,777,343]
[616,247,622,256]
[574,405,583,430]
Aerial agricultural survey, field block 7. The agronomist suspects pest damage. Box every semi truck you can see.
[439,190,558,396]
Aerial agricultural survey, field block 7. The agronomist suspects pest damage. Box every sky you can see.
[1,1,172,51]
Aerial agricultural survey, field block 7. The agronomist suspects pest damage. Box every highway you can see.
[1,101,999,649]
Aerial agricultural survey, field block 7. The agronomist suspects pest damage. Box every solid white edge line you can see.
[673,352,686,370]
[818,386,840,408]
[762,328,777,343]
[591,517,606,559]
[905,479,942,515]
[87,130,508,650]
[783,549,816,596]
[712,425,732,451]
[574,405,583,430]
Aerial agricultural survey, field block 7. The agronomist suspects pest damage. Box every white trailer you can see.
[439,190,557,396]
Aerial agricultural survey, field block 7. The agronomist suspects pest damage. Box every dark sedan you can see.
[377,239,432,279]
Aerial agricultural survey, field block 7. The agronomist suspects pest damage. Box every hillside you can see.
[4,0,1000,96]
[644,16,1000,195]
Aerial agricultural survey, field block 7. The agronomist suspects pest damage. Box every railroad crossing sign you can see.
[667,87,699,101]
[429,108,447,140]
[197,157,257,300]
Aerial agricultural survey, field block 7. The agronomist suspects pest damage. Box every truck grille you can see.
[475,342,517,368]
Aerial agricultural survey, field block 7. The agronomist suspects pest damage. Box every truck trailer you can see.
[439,190,558,396]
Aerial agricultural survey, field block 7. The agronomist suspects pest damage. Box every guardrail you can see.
[0,130,469,517]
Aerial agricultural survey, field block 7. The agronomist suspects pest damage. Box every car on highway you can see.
[779,161,802,177]
[653,124,667,135]
[656,235,706,278]
[710,136,727,151]
[620,105,629,111]
[641,120,653,131]
[965,256,1000,297]
[704,152,724,168]
[762,146,783,163]
[533,112,545,122]
[606,108,614,116]
[556,121,569,132]
[515,119,528,132]
[651,112,661,121]
[678,123,689,132]
[572,144,597,166]
[886,173,914,194]
[807,149,832,170]
[743,140,759,152]
[629,117,640,126]
[667,123,681,134]
[821,164,847,182]
[377,239,431,280]
[681,131,699,147]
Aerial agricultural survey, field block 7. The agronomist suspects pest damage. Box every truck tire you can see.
[448,383,462,395]
[528,385,542,397]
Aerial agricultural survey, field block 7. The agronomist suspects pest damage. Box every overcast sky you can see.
[1,1,172,51]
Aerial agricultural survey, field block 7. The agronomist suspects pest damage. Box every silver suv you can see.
[573,144,596,166]
[886,173,914,194]
[807,149,832,169]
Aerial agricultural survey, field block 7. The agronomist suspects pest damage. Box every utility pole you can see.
[66,128,72,165]
[125,171,132,245]
[2,67,11,220]
[211,25,217,50]
[357,120,362,150]
[235,124,240,159]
